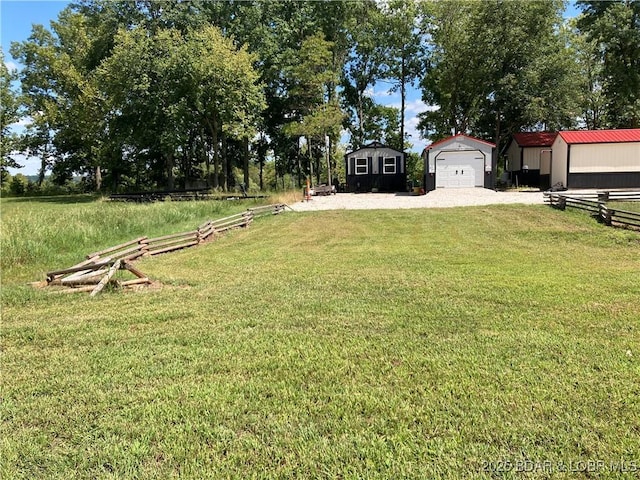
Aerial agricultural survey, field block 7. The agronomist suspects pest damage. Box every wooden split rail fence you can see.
[545,192,640,231]
[109,189,269,202]
[41,204,289,295]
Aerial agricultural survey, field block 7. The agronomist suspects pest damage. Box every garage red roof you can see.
[558,129,640,144]
[425,133,496,150]
[512,132,557,147]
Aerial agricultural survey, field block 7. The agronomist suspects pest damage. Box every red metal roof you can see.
[558,129,640,144]
[512,132,557,147]
[425,133,496,151]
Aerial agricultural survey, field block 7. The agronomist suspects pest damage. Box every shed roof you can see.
[512,132,557,147]
[558,129,640,144]
[345,141,402,156]
[425,133,495,151]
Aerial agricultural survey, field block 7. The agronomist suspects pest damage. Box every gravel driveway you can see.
[290,188,545,211]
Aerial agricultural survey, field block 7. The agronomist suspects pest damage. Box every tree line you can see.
[1,0,638,193]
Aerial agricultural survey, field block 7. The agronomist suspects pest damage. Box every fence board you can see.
[90,260,121,297]
[47,258,113,281]
[147,230,198,244]
[123,261,148,279]
[87,237,146,259]
[147,240,199,256]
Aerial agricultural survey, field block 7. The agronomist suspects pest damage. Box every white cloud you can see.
[5,154,41,176]
[11,118,31,128]
[372,86,398,99]
[4,60,19,72]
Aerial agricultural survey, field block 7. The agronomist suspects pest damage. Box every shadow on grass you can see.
[2,194,101,205]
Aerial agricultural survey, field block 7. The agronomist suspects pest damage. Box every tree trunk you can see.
[212,116,219,189]
[358,92,364,147]
[400,51,406,152]
[297,138,302,188]
[221,131,228,191]
[326,136,332,187]
[259,147,264,191]
[166,152,174,190]
[38,142,48,186]
[95,165,102,191]
[494,111,503,171]
[243,136,250,189]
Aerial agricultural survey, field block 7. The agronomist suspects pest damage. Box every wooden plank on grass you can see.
[58,273,108,286]
[47,258,113,281]
[90,260,121,297]
[52,285,98,294]
[49,256,101,282]
[118,278,151,287]
[123,261,148,279]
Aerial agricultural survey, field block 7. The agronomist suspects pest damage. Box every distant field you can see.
[2,198,639,479]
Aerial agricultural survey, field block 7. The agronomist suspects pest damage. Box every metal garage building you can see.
[550,129,640,189]
[422,134,496,192]
[505,132,557,189]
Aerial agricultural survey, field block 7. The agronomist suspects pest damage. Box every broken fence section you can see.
[39,204,288,295]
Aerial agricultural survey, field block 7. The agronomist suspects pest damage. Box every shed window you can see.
[355,158,368,175]
[383,157,396,174]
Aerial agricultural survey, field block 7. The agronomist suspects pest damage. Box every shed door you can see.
[436,151,484,188]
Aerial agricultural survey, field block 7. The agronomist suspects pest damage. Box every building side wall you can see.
[569,143,640,173]
[551,137,568,187]
[345,146,406,192]
[522,147,546,170]
[506,142,521,171]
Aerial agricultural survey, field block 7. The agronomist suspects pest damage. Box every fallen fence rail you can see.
[36,204,289,295]
[544,192,640,232]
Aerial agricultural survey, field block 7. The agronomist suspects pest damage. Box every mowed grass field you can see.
[1,196,639,479]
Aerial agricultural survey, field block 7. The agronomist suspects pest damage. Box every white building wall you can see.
[522,147,546,170]
[570,143,640,173]
[427,138,493,173]
[551,136,568,187]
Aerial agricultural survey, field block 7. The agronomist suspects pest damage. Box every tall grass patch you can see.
[0,196,268,282]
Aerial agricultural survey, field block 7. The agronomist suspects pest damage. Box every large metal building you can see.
[422,134,496,192]
[549,129,640,189]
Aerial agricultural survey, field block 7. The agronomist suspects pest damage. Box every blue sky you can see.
[2,0,580,176]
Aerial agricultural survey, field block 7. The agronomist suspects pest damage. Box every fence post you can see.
[197,220,212,243]
[558,196,566,211]
[598,191,609,202]
[243,210,254,226]
[139,237,149,256]
[599,203,612,226]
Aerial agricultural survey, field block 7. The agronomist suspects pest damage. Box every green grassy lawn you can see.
[2,199,639,478]
[608,201,640,214]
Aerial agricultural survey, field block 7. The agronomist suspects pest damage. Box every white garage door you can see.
[436,151,484,188]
